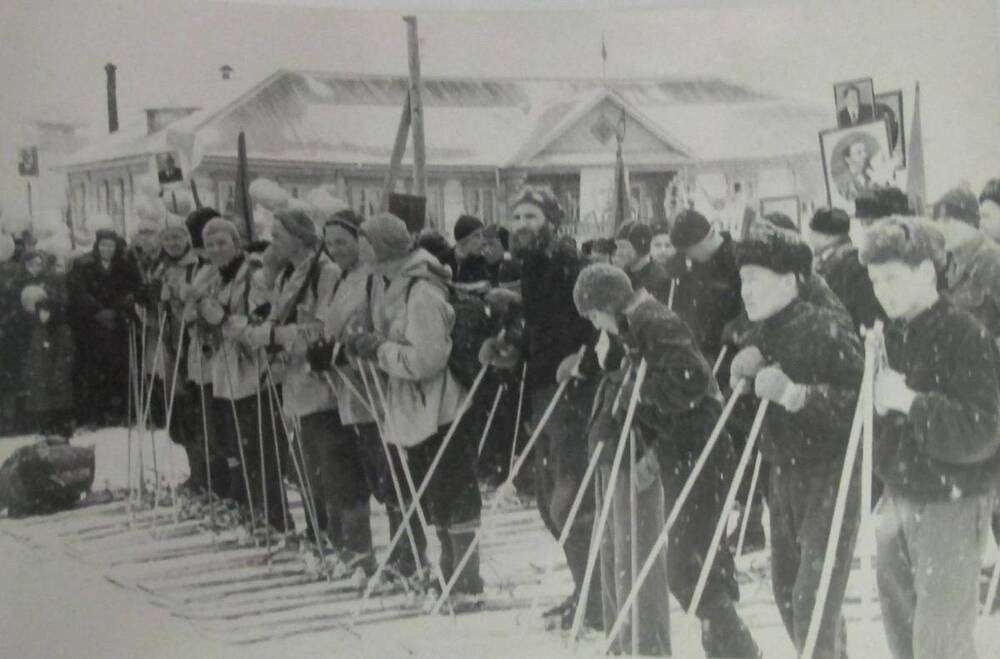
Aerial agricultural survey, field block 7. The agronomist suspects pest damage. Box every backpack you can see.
[0,438,96,518]
[406,279,495,389]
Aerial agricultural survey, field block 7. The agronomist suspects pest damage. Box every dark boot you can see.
[340,502,375,575]
[700,603,761,659]
[386,504,427,577]
[447,525,484,595]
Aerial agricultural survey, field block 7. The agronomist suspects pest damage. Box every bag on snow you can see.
[0,438,95,518]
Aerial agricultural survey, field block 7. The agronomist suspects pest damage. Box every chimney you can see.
[104,63,119,134]
[220,64,233,81]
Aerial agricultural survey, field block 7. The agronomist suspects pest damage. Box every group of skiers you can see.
[3,175,1000,658]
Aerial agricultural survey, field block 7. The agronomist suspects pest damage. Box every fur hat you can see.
[360,213,413,262]
[573,263,635,317]
[274,207,319,248]
[670,210,712,250]
[809,207,851,236]
[857,215,947,271]
[616,222,652,255]
[932,187,980,227]
[735,231,813,279]
[510,187,564,226]
[201,217,242,249]
[453,215,484,243]
[324,209,363,239]
[855,187,912,221]
[186,207,221,249]
[980,179,1000,207]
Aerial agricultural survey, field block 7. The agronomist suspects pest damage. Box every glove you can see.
[754,366,806,412]
[556,351,583,384]
[198,298,225,326]
[479,337,521,370]
[634,449,659,493]
[306,339,335,373]
[352,333,383,361]
[484,288,522,319]
[873,367,915,416]
[95,308,117,330]
[730,345,765,392]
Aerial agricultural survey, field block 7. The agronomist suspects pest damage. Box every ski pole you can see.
[429,363,581,616]
[477,384,505,459]
[357,360,433,595]
[527,441,605,619]
[362,361,452,610]
[353,364,489,619]
[629,430,639,656]
[687,400,769,616]
[602,384,745,654]
[196,342,217,534]
[254,354,271,555]
[161,316,188,526]
[567,359,648,644]
[801,354,871,659]
[125,325,135,521]
[734,451,763,559]
[508,361,528,476]
[262,367,291,539]
[712,345,728,377]
[221,348,259,537]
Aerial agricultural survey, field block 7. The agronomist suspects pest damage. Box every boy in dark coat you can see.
[860,216,1000,659]
[808,207,885,332]
[732,231,864,659]
[479,186,603,629]
[574,263,761,658]
[612,222,673,305]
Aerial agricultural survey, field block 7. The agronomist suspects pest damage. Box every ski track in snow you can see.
[2,429,999,658]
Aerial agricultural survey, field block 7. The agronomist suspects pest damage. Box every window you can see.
[726,174,756,200]
[218,181,236,216]
[562,190,580,225]
[464,187,495,225]
[98,181,110,214]
[71,183,86,229]
[352,184,382,217]
[111,179,126,233]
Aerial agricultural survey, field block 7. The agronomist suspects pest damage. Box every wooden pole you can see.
[404,16,427,198]
[380,92,411,212]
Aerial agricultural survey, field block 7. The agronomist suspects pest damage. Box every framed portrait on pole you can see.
[875,90,906,167]
[833,77,876,128]
[818,118,893,212]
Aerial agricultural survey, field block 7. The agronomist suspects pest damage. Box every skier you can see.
[731,229,864,659]
[20,286,75,439]
[186,217,289,531]
[308,208,414,580]
[479,186,604,630]
[348,212,485,610]
[574,263,761,657]
[860,215,1000,659]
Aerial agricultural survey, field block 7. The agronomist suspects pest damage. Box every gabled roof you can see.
[60,70,826,173]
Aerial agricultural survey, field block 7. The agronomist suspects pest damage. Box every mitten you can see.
[754,366,806,411]
[306,339,335,373]
[730,345,765,392]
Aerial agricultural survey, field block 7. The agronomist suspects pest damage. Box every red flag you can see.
[905,83,926,214]
[613,108,630,229]
[234,131,256,242]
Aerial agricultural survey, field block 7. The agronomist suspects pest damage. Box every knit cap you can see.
[453,214,485,243]
[669,209,712,250]
[201,217,242,249]
[360,213,413,262]
[274,207,319,248]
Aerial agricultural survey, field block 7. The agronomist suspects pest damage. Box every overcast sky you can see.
[1,0,997,218]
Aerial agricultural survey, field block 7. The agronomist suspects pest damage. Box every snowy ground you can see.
[1,428,999,659]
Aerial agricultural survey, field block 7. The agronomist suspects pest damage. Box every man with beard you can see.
[479,186,603,630]
[67,228,142,427]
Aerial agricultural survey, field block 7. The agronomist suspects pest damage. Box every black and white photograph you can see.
[875,90,907,167]
[833,77,876,128]
[0,1,998,658]
[819,118,893,210]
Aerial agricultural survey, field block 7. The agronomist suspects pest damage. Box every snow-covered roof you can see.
[60,70,828,172]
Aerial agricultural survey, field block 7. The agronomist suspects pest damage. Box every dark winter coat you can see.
[748,298,864,465]
[876,297,1000,501]
[451,252,492,285]
[670,232,742,361]
[0,261,29,393]
[620,292,734,470]
[519,238,598,389]
[944,233,1000,342]
[66,232,142,330]
[628,257,673,307]
[814,236,885,331]
[23,316,75,413]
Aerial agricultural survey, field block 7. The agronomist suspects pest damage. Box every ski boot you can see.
[700,604,762,659]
